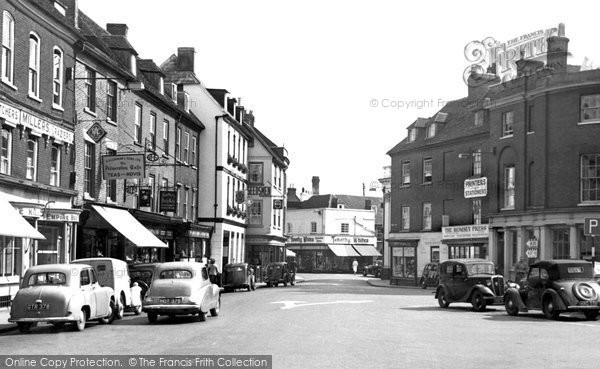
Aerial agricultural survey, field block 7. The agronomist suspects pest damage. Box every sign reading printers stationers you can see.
[464,177,488,198]
[101,154,145,180]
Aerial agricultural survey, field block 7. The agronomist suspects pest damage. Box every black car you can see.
[419,262,439,289]
[222,263,255,292]
[435,259,505,312]
[504,259,600,320]
[362,260,382,277]
[264,262,295,287]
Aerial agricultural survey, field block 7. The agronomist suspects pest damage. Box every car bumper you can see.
[567,305,600,310]
[9,315,76,324]
[143,304,201,314]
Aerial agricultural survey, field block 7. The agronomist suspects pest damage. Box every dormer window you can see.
[165,83,177,103]
[408,128,416,142]
[426,123,436,138]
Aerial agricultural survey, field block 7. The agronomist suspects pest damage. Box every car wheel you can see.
[584,310,599,321]
[266,282,272,287]
[198,311,207,322]
[134,304,142,315]
[75,309,87,331]
[116,294,125,319]
[17,323,32,333]
[100,299,116,324]
[420,278,427,289]
[437,289,450,308]
[471,291,487,312]
[363,270,367,277]
[251,277,256,291]
[210,297,220,317]
[542,297,560,320]
[505,295,519,316]
[147,312,158,323]
[274,282,278,287]
[283,276,288,287]
[375,271,381,278]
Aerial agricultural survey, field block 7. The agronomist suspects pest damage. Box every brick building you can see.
[0,0,80,301]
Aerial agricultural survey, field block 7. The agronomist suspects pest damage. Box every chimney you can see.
[365,199,372,210]
[235,106,244,123]
[243,110,255,127]
[176,47,195,72]
[106,23,129,37]
[61,0,79,28]
[227,97,237,116]
[312,176,320,195]
[467,65,501,99]
[546,23,569,73]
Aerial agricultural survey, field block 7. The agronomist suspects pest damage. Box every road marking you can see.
[271,300,373,310]
[301,282,341,286]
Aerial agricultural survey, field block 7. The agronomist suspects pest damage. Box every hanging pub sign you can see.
[273,199,283,209]
[235,190,246,204]
[139,188,152,207]
[102,154,145,180]
[86,123,107,143]
[159,191,177,212]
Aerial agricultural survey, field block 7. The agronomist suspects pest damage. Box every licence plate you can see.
[159,298,181,304]
[26,303,49,310]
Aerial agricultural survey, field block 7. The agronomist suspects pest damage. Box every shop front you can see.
[389,240,419,286]
[173,222,212,263]
[442,224,490,270]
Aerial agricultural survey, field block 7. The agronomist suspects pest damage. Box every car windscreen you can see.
[159,269,193,279]
[27,272,67,286]
[467,263,494,275]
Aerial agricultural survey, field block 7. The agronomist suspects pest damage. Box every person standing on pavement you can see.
[208,258,220,286]
[352,259,358,275]
[514,257,528,282]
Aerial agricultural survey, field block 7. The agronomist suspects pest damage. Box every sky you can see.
[78,0,600,196]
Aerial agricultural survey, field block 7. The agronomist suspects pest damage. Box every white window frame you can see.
[581,154,600,203]
[1,128,11,175]
[191,136,197,166]
[106,81,117,122]
[26,138,38,180]
[134,104,142,144]
[581,94,600,123]
[502,111,514,137]
[408,128,416,142]
[423,203,432,230]
[162,120,169,155]
[2,11,15,86]
[191,189,197,220]
[52,47,63,108]
[28,33,41,99]
[249,200,263,225]
[472,150,482,176]
[426,123,436,138]
[504,165,516,209]
[423,158,432,183]
[402,161,410,185]
[184,132,190,164]
[84,67,96,112]
[176,127,181,161]
[50,145,60,186]
[401,206,410,230]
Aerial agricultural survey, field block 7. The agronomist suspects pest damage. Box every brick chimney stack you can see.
[60,0,79,28]
[312,176,320,195]
[106,23,129,37]
[546,23,569,73]
[176,47,195,72]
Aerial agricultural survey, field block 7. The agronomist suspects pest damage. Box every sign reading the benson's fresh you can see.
[101,154,145,180]
[464,177,487,198]
[442,224,489,239]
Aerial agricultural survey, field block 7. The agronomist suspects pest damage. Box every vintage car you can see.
[9,264,115,332]
[72,257,142,317]
[222,263,256,292]
[504,259,600,320]
[142,262,221,323]
[362,260,383,278]
[264,262,295,287]
[419,262,439,289]
[435,259,505,311]
[128,262,158,299]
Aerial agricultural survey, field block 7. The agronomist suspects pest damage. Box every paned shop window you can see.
[2,11,15,84]
[581,154,600,202]
[581,94,600,122]
[106,81,117,122]
[402,161,410,185]
[552,228,570,259]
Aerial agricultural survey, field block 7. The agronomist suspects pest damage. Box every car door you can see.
[90,268,108,318]
[452,263,470,300]
[442,262,456,298]
[526,267,544,309]
[80,269,97,318]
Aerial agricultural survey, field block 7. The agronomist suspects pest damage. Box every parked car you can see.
[9,264,115,332]
[420,262,439,289]
[362,260,383,278]
[222,263,256,292]
[435,259,505,312]
[142,262,221,323]
[128,262,158,300]
[72,257,142,317]
[264,262,294,287]
[504,259,600,320]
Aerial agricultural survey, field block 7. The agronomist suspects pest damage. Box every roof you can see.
[138,59,165,75]
[160,54,202,85]
[26,263,88,273]
[100,35,138,54]
[246,124,289,168]
[298,194,383,224]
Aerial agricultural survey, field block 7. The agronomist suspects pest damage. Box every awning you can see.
[328,244,360,257]
[92,205,167,248]
[0,198,45,239]
[352,245,382,257]
[286,249,296,257]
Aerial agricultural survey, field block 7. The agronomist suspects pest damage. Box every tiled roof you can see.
[160,55,202,85]
[138,59,164,75]
[100,35,137,54]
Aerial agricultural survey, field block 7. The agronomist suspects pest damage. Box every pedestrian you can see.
[514,257,528,282]
[352,259,358,275]
[288,257,298,284]
[208,258,220,285]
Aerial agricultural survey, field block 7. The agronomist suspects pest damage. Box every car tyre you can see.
[375,271,381,278]
[471,291,487,312]
[505,295,519,316]
[17,323,32,333]
[147,312,158,323]
[116,294,125,319]
[210,298,220,317]
[584,310,599,321]
[437,289,450,308]
[75,309,86,331]
[542,297,560,320]
[266,282,272,287]
[363,270,367,277]
[100,299,116,324]
[133,304,142,315]
[198,311,207,322]
[250,277,256,290]
[420,278,427,289]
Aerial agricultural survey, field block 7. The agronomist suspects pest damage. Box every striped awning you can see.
[353,245,382,257]
[327,244,360,257]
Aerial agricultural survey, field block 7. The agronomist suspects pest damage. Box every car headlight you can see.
[486,280,492,287]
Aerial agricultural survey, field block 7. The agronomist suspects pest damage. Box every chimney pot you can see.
[106,23,129,37]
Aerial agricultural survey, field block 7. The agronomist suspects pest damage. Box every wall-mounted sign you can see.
[101,154,145,180]
[273,199,283,209]
[86,123,107,143]
[526,237,539,258]
[248,186,271,197]
[159,191,177,213]
[464,177,488,198]
[235,190,246,204]
[442,224,489,239]
[20,110,74,144]
[139,188,152,207]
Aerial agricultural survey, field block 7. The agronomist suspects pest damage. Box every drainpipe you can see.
[213,115,227,259]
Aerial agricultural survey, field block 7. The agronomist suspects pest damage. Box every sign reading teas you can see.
[442,224,489,239]
[464,177,487,198]
[102,154,145,179]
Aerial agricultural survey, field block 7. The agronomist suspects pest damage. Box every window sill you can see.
[83,193,96,201]
[106,118,117,127]
[578,201,600,207]
[1,79,17,91]
[83,107,97,117]
[500,206,515,211]
[52,103,64,112]
[191,165,197,170]
[421,182,432,186]
[527,131,534,135]
[27,93,42,103]
[578,120,600,126]
[500,134,514,139]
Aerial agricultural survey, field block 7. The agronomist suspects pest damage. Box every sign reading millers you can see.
[101,154,145,180]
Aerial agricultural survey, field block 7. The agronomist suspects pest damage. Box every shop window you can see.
[37,225,63,265]
[392,247,416,278]
[581,154,600,202]
[26,138,38,180]
[1,128,11,175]
[0,236,20,277]
[183,132,189,163]
[552,228,570,259]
